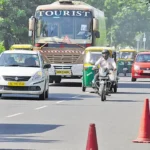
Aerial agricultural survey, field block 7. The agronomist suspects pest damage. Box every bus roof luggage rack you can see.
[59,0,73,4]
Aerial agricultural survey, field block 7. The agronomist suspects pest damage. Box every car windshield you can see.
[0,53,40,67]
[136,54,150,62]
[84,52,102,64]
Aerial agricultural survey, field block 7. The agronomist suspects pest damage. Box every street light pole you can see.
[143,33,146,50]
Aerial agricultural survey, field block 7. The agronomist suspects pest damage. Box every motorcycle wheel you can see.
[99,83,106,101]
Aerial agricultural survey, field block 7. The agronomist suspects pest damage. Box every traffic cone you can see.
[133,98,150,143]
[86,123,98,150]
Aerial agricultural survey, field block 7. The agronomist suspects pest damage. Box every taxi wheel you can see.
[45,88,49,99]
[131,77,136,82]
[39,83,46,100]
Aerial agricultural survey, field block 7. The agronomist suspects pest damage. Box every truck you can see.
[28,0,107,83]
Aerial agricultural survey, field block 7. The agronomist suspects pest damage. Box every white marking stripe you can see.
[6,113,23,118]
[35,105,47,110]
[56,101,64,104]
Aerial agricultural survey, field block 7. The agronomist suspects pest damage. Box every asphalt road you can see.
[0,74,150,150]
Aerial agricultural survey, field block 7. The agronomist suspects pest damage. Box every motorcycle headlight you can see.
[134,65,140,70]
[32,71,43,81]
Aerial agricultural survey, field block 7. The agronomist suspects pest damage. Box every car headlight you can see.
[32,71,43,81]
[134,65,140,70]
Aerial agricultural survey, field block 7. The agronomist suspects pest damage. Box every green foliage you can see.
[0,0,150,49]
[0,41,5,53]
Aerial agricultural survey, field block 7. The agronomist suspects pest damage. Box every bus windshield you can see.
[35,10,92,43]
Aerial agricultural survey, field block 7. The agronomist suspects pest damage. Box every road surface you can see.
[0,75,149,150]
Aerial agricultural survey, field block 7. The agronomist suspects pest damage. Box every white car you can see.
[0,50,51,100]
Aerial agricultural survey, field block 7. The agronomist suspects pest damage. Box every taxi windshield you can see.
[85,52,102,64]
[0,53,40,67]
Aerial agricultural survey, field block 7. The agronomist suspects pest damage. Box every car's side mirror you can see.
[44,64,51,69]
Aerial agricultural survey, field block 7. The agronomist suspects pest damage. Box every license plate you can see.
[123,68,128,70]
[8,82,25,86]
[56,70,71,75]
[143,70,150,73]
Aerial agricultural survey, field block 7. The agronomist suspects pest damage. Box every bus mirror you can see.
[93,18,99,31]
[95,31,100,38]
[37,20,42,37]
[29,16,35,31]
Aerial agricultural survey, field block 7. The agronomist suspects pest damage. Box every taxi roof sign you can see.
[10,44,33,50]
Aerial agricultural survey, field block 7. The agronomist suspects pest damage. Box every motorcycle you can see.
[93,67,117,101]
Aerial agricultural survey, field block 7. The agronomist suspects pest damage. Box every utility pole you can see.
[143,33,146,50]
[136,36,140,53]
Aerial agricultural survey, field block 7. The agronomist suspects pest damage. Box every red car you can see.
[131,51,150,81]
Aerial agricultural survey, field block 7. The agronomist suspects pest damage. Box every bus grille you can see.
[38,48,83,64]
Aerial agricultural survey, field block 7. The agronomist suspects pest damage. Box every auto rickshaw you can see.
[117,48,137,76]
[82,46,117,92]
[10,44,33,50]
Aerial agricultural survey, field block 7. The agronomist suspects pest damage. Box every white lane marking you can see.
[72,95,81,98]
[56,95,81,104]
[56,101,64,104]
[6,112,23,118]
[35,105,47,110]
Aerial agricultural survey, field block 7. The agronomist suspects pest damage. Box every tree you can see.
[0,0,54,49]
[104,0,150,48]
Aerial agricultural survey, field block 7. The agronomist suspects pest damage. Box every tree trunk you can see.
[4,36,10,50]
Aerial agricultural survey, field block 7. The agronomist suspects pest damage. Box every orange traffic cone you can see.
[86,123,98,150]
[133,98,150,143]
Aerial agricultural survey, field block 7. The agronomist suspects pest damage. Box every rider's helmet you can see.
[102,49,109,60]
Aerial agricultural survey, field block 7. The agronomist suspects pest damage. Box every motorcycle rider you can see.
[92,49,117,90]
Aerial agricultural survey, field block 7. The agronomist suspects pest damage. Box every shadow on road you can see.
[106,99,143,102]
[1,95,40,101]
[118,82,150,88]
[48,93,98,101]
[49,82,81,87]
[0,149,33,150]
[1,93,98,101]
[117,91,150,94]
[0,124,63,143]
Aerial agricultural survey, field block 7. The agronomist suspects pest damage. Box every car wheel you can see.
[82,82,86,92]
[45,88,49,99]
[39,83,46,100]
[82,86,86,92]
[131,77,136,82]
[55,76,61,83]
[113,84,117,93]
[49,78,53,83]
[39,90,46,100]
